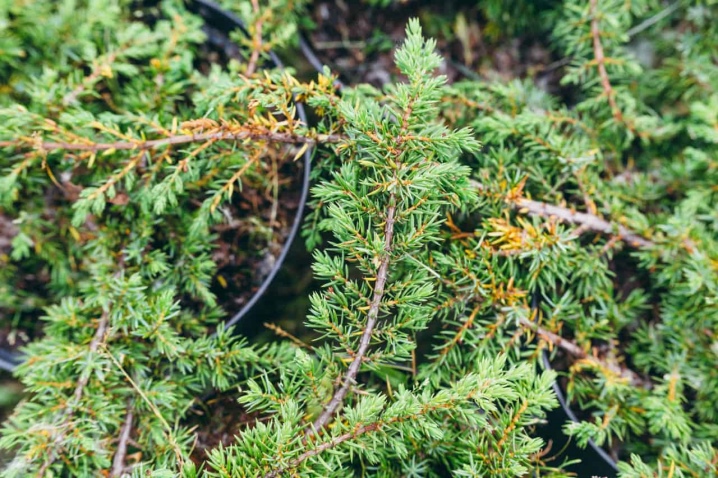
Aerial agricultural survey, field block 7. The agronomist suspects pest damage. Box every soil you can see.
[185,391,265,465]
[306,0,563,89]
[209,150,304,317]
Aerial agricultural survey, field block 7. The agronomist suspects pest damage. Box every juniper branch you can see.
[267,422,382,478]
[518,316,644,387]
[517,196,653,248]
[310,192,397,434]
[0,127,342,153]
[110,401,134,478]
[245,0,263,76]
[589,0,623,123]
[267,389,472,478]
[37,310,110,477]
[470,179,654,248]
[102,344,185,467]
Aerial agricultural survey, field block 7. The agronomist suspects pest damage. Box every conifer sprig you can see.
[306,18,480,433]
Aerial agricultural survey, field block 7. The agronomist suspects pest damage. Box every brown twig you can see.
[495,399,529,449]
[518,317,587,359]
[110,401,134,478]
[264,322,313,350]
[437,305,481,359]
[517,316,643,387]
[37,310,110,476]
[589,0,623,123]
[470,179,654,248]
[309,193,397,434]
[245,0,263,76]
[210,147,263,212]
[0,128,342,153]
[517,196,653,248]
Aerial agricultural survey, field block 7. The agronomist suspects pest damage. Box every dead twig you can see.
[470,179,654,248]
[517,196,653,248]
[0,127,342,154]
[518,316,588,359]
[264,322,313,350]
[518,316,643,387]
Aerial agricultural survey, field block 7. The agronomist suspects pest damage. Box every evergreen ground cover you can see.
[0,0,716,476]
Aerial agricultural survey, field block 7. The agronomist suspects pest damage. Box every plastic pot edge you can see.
[532,294,620,474]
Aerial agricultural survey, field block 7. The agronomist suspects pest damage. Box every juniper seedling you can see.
[188,20,559,477]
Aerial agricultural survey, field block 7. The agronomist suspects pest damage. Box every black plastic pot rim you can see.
[189,0,312,331]
[532,294,620,473]
[0,0,312,373]
[541,352,620,472]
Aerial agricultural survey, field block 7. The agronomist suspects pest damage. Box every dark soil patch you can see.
[186,391,265,465]
[210,149,305,317]
[307,0,564,89]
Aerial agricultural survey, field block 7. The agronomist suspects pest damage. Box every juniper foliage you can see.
[0,0,717,476]
[199,20,559,477]
[435,0,718,474]
[0,0,307,474]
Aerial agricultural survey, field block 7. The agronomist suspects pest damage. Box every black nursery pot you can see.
[0,0,312,372]
[187,0,313,334]
[535,353,620,477]
[531,296,619,477]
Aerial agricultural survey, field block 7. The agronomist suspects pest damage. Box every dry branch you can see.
[518,316,644,387]
[0,127,342,154]
[469,179,654,248]
[110,401,135,478]
[517,196,653,248]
